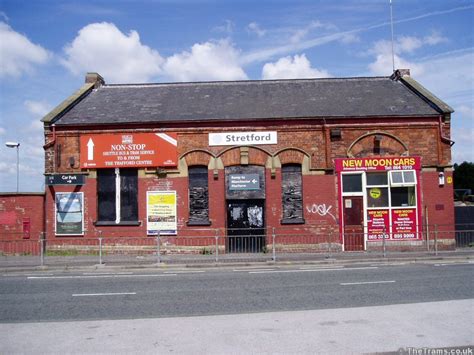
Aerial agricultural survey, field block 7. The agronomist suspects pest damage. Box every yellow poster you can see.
[147,191,177,235]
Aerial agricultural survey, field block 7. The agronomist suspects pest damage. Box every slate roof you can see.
[49,76,452,126]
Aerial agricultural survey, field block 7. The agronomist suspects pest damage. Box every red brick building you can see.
[39,70,455,252]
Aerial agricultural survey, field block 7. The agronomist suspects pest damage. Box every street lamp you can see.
[5,142,20,193]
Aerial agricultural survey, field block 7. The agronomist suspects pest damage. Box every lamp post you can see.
[5,142,20,193]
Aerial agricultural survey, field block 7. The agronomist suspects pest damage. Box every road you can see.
[1,262,473,322]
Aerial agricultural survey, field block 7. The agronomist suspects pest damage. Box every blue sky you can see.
[0,0,473,192]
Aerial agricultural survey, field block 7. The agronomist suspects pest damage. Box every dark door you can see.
[227,200,265,253]
[343,196,365,251]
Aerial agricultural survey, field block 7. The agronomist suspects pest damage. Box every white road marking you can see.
[370,262,408,267]
[233,268,276,272]
[164,271,205,274]
[340,280,396,286]
[249,266,378,274]
[82,272,133,275]
[72,292,136,297]
[299,265,344,270]
[28,274,176,280]
[434,263,473,267]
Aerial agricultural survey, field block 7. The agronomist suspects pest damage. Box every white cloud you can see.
[262,54,330,80]
[24,100,51,132]
[369,52,424,77]
[61,22,163,83]
[24,100,51,117]
[339,33,360,44]
[457,105,473,118]
[247,22,266,37]
[413,50,474,163]
[397,36,424,54]
[163,39,248,82]
[0,22,50,78]
[367,34,448,76]
[213,20,235,34]
[424,31,448,46]
[452,127,474,163]
[289,21,326,44]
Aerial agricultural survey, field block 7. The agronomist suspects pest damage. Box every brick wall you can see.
[41,115,454,251]
[420,170,455,234]
[0,193,45,240]
[0,193,45,254]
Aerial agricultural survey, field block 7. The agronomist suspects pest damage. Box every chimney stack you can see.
[390,68,410,81]
[85,72,105,88]
[397,69,410,77]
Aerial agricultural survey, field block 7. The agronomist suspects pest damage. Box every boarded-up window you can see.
[97,168,138,223]
[188,166,210,225]
[281,164,304,224]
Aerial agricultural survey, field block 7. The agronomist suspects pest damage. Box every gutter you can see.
[439,116,455,147]
[43,124,56,150]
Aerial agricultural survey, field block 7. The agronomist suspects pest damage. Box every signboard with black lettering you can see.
[46,174,86,185]
[209,131,277,146]
[229,174,260,190]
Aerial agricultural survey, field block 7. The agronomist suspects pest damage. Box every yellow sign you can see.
[369,188,381,199]
[146,191,177,235]
[447,176,453,184]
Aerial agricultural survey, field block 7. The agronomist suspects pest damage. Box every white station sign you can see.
[209,131,277,146]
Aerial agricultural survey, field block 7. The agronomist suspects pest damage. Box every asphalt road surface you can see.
[0,262,473,323]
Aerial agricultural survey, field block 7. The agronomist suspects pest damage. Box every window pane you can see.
[366,172,388,186]
[282,164,303,221]
[403,171,416,183]
[342,174,362,192]
[189,166,208,187]
[367,187,389,208]
[120,169,138,221]
[391,187,416,207]
[390,171,403,184]
[189,166,209,223]
[97,169,116,221]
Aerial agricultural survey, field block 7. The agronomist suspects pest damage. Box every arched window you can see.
[281,164,304,224]
[188,166,210,225]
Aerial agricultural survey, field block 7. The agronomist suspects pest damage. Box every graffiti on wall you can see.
[305,203,336,222]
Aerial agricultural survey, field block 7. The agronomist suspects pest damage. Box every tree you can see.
[453,162,474,191]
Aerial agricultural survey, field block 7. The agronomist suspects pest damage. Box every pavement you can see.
[1,299,473,354]
[1,249,473,273]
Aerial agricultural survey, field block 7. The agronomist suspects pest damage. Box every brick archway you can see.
[347,132,408,158]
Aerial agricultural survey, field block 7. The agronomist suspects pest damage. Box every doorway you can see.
[343,196,365,251]
[227,200,265,253]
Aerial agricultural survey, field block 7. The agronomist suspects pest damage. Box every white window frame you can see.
[341,172,364,197]
[389,170,417,187]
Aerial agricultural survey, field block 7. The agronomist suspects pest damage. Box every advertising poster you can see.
[80,133,178,169]
[367,209,389,240]
[147,191,177,235]
[392,209,417,239]
[55,192,84,235]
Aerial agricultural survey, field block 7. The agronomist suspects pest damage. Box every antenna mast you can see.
[390,0,395,73]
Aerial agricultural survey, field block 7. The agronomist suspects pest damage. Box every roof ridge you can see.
[103,76,391,88]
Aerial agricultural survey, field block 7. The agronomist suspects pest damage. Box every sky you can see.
[0,0,473,192]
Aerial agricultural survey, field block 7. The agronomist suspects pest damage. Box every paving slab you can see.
[1,299,473,354]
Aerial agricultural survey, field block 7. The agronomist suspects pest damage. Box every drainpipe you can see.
[43,124,56,150]
[42,124,56,248]
[323,118,330,170]
[438,116,455,147]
